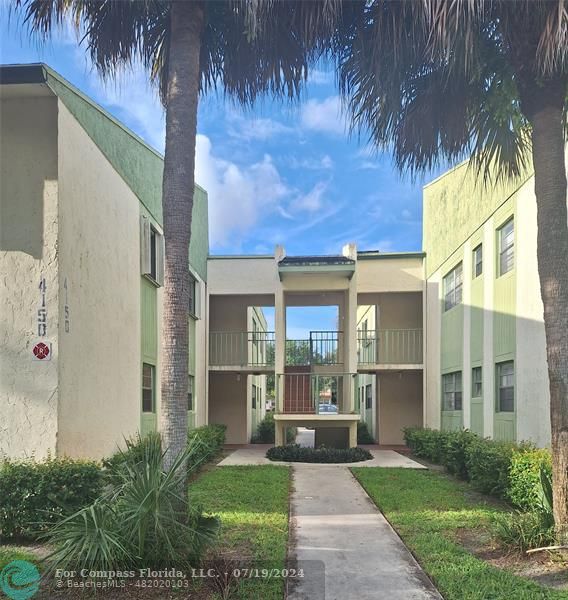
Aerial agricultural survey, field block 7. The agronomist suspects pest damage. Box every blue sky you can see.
[0,12,445,259]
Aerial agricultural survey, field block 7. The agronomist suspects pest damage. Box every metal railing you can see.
[357,328,423,365]
[209,331,275,367]
[278,372,352,414]
[286,331,343,366]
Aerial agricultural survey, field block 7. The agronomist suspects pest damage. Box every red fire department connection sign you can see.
[32,342,51,360]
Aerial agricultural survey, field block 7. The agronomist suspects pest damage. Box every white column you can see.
[462,239,472,429]
[274,287,286,412]
[483,219,495,438]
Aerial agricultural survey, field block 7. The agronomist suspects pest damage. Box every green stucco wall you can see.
[423,160,531,278]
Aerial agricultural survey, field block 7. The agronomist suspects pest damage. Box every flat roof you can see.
[279,255,355,267]
[357,251,425,260]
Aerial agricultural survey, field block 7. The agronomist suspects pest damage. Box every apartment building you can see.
[423,161,551,447]
[0,63,556,458]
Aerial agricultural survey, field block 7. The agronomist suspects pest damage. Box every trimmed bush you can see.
[465,437,518,498]
[442,430,478,480]
[357,422,375,444]
[266,444,372,463]
[0,457,102,540]
[508,447,552,511]
[403,427,450,463]
[251,412,296,444]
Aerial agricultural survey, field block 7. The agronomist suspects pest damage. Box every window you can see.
[365,384,373,410]
[443,263,463,311]
[188,274,197,316]
[498,218,514,275]
[252,384,257,409]
[140,215,164,285]
[442,371,462,411]
[497,361,514,412]
[142,363,154,413]
[473,244,483,278]
[188,375,194,411]
[472,367,482,398]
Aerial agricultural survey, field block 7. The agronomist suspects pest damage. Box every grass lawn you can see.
[189,465,290,600]
[352,468,568,600]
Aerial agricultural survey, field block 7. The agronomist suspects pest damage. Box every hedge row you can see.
[403,427,552,509]
[266,444,372,463]
[0,458,102,540]
[0,424,226,541]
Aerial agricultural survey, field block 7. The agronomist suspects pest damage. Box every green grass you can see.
[352,468,568,600]
[189,465,290,600]
[0,545,38,571]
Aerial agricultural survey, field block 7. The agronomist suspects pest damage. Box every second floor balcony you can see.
[357,328,423,365]
[209,331,275,368]
[285,331,343,366]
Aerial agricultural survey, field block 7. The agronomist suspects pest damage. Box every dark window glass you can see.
[442,371,462,411]
[472,367,483,397]
[497,361,514,412]
[499,219,514,276]
[142,363,154,413]
[252,385,257,409]
[443,263,463,311]
[473,245,483,278]
[365,384,373,409]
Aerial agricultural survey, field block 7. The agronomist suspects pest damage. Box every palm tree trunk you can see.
[527,79,568,543]
[160,1,204,471]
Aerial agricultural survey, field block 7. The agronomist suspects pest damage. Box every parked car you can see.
[318,403,338,414]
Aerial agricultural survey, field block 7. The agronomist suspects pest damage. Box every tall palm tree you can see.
[337,0,568,541]
[15,0,345,469]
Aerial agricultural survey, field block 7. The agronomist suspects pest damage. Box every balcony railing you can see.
[278,372,352,414]
[357,328,423,365]
[286,331,342,366]
[209,331,275,367]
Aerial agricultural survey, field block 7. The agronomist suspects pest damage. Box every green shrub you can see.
[0,457,102,540]
[251,412,296,443]
[508,447,552,511]
[46,441,219,573]
[266,444,372,463]
[104,425,226,483]
[442,430,478,480]
[465,437,517,498]
[357,422,375,444]
[403,427,450,463]
[492,510,555,552]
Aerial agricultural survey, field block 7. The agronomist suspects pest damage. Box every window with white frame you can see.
[497,361,514,412]
[442,371,462,411]
[365,384,372,410]
[140,215,164,286]
[443,263,463,311]
[473,244,483,278]
[252,384,257,409]
[142,363,154,413]
[472,366,482,398]
[188,375,194,411]
[498,218,514,276]
[188,274,198,317]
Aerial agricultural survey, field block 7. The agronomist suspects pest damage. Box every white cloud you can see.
[195,135,289,248]
[289,181,327,213]
[225,110,294,141]
[289,154,334,170]
[308,69,334,86]
[301,96,346,136]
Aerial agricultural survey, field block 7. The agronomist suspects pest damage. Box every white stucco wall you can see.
[57,101,141,459]
[0,96,60,459]
[515,178,550,446]
[424,269,442,429]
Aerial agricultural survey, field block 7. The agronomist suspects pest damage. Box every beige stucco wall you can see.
[208,258,279,295]
[208,372,248,444]
[378,371,423,445]
[357,257,424,293]
[0,96,60,459]
[424,269,442,429]
[57,101,141,459]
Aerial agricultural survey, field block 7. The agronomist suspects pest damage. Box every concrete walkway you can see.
[288,465,442,600]
[218,447,425,468]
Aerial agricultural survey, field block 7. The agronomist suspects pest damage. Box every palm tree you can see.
[15,0,344,469]
[336,0,567,541]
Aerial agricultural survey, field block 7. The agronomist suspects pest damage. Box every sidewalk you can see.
[287,465,442,600]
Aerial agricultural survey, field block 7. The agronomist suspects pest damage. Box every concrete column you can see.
[345,272,358,412]
[274,288,286,412]
[462,239,472,429]
[483,219,495,438]
[275,420,285,446]
[349,422,357,448]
